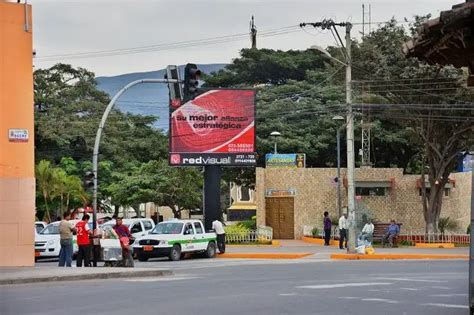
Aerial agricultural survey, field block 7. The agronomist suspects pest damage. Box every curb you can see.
[217,253,313,259]
[330,253,468,260]
[0,269,173,286]
[227,240,281,247]
[415,243,455,248]
[302,236,339,247]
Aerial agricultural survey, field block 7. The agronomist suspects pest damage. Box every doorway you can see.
[265,197,295,239]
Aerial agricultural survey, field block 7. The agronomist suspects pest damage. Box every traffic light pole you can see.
[92,78,178,266]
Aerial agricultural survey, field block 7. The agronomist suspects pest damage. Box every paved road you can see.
[1,257,469,315]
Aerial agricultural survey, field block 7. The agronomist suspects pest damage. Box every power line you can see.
[35,26,300,62]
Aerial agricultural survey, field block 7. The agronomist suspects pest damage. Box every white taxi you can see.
[133,219,217,261]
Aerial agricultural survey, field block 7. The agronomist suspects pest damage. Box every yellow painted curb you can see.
[330,253,468,260]
[302,236,339,247]
[226,241,280,248]
[415,243,455,248]
[217,253,313,259]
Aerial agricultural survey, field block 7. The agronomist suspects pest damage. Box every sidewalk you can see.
[222,240,469,260]
[0,267,173,285]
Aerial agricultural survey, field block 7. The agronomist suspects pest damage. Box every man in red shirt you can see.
[76,214,92,267]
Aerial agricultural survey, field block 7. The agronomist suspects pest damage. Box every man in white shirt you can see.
[359,219,375,242]
[212,219,226,254]
[338,213,348,250]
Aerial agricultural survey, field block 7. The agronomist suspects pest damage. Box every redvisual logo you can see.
[170,154,181,164]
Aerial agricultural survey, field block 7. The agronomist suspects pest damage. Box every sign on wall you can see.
[169,89,256,166]
[265,188,296,197]
[8,129,29,143]
[265,153,306,168]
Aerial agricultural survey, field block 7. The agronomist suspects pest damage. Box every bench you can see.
[373,223,402,247]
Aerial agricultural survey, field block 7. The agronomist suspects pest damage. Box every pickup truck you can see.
[132,219,217,261]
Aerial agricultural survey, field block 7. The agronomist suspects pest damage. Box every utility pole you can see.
[300,19,356,252]
[250,15,257,49]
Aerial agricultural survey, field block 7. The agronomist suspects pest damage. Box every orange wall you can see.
[0,1,35,267]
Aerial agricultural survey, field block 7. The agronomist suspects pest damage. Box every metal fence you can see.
[398,232,470,244]
[302,225,470,244]
[225,226,273,243]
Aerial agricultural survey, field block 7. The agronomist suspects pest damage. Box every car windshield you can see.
[150,222,183,234]
[40,224,59,235]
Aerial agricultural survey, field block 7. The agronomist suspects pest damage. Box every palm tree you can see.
[51,168,68,217]
[64,175,88,211]
[36,160,54,222]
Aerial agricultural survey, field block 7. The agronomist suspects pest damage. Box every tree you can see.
[34,64,169,212]
[36,160,55,222]
[352,19,474,233]
[157,162,202,218]
[107,160,202,218]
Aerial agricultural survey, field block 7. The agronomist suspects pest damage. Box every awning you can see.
[228,204,257,210]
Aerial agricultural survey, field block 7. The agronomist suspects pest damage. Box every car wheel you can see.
[137,254,149,262]
[205,242,217,258]
[169,244,181,261]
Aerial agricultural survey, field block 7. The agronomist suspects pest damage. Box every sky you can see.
[29,0,461,77]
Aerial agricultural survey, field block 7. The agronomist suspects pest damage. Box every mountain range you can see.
[96,64,227,130]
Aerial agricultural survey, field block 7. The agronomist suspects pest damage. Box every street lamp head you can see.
[270,131,281,137]
[309,45,332,58]
[332,115,345,121]
[309,45,348,66]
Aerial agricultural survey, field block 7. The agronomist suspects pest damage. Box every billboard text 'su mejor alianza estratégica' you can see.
[169,89,257,166]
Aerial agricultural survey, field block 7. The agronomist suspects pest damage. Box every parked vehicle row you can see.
[34,218,217,262]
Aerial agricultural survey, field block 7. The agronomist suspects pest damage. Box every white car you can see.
[34,220,88,260]
[35,221,47,234]
[133,219,217,261]
[100,218,155,241]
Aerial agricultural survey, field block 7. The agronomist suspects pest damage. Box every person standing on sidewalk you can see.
[113,217,134,267]
[338,213,348,250]
[75,214,92,267]
[58,212,76,267]
[212,219,226,254]
[323,211,332,246]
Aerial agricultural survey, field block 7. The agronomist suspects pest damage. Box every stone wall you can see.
[256,167,472,239]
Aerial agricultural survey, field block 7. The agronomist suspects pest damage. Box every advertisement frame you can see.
[168,88,257,167]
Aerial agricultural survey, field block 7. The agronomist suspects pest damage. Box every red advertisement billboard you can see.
[169,89,256,166]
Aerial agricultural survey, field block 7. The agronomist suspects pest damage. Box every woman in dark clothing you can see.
[323,211,332,246]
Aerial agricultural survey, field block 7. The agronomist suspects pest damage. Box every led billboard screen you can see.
[169,89,256,166]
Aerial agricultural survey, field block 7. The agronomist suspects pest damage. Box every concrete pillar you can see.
[0,1,35,266]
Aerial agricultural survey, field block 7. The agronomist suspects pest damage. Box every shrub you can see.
[238,216,256,230]
[467,224,471,235]
[438,217,459,234]
[311,227,319,238]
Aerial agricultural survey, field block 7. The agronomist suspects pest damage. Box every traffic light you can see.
[183,63,201,102]
[166,65,183,109]
[83,171,94,190]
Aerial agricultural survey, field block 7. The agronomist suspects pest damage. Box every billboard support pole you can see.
[92,78,178,267]
[204,165,222,231]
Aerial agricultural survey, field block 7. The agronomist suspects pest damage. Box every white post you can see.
[345,23,356,253]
